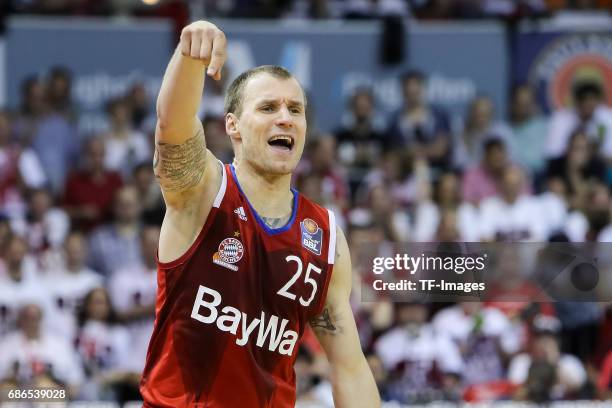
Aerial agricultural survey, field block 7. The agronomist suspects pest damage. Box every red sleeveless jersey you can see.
[140,163,336,408]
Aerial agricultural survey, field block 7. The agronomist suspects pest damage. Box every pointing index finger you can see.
[207,31,227,79]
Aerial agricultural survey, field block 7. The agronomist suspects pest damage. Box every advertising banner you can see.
[513,30,612,113]
[218,20,508,132]
[5,18,507,133]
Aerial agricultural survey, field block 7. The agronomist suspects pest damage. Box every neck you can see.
[24,330,39,341]
[234,161,294,219]
[66,262,81,273]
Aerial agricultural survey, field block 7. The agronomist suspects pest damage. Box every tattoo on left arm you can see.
[310,308,340,334]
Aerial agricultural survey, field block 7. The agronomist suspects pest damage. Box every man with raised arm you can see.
[140,20,380,407]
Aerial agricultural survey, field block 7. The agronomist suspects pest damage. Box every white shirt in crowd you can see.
[413,201,480,242]
[11,207,70,250]
[0,331,84,387]
[432,305,521,355]
[375,324,463,374]
[0,267,55,336]
[76,320,131,374]
[108,264,157,372]
[42,268,103,341]
[546,105,612,159]
[104,131,150,174]
[508,352,587,397]
[479,195,549,241]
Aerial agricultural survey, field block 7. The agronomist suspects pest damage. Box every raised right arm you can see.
[154,21,227,262]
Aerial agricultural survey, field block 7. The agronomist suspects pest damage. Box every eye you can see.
[260,105,275,112]
[290,107,302,114]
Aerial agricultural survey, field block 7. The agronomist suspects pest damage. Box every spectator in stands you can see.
[126,82,153,133]
[0,109,47,219]
[547,80,612,160]
[387,70,452,170]
[63,137,123,232]
[198,66,229,120]
[486,246,555,321]
[433,302,521,387]
[363,150,430,208]
[461,138,519,205]
[102,97,150,178]
[454,95,514,169]
[365,354,392,401]
[433,208,463,241]
[202,115,233,163]
[546,129,607,210]
[294,346,334,406]
[367,184,411,243]
[556,298,603,363]
[345,214,395,348]
[15,76,79,195]
[47,66,75,121]
[0,303,83,398]
[88,185,142,276]
[75,287,140,402]
[0,236,52,335]
[11,188,70,256]
[295,172,347,230]
[335,87,386,188]
[509,84,548,176]
[582,182,611,241]
[479,166,549,241]
[132,163,164,226]
[509,329,588,401]
[43,232,102,341]
[374,302,463,404]
[0,215,10,258]
[108,225,159,373]
[297,136,349,212]
[414,172,480,241]
[14,76,48,146]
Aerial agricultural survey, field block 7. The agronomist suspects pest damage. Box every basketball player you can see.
[140,21,380,407]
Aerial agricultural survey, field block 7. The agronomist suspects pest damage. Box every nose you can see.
[274,105,293,128]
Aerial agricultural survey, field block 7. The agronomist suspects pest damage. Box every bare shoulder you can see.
[158,154,223,263]
[329,225,352,297]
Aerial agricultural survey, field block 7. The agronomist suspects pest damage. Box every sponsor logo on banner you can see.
[529,34,612,110]
[213,238,244,271]
[300,218,322,255]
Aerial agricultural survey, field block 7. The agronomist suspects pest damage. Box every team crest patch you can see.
[212,237,244,271]
[300,218,323,255]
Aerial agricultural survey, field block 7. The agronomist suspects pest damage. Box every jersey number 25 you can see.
[277,255,322,307]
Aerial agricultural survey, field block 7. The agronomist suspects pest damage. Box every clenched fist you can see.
[179,21,227,81]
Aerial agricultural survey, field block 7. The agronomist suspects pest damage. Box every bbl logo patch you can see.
[213,237,244,271]
[300,218,322,255]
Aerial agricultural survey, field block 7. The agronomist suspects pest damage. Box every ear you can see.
[225,113,241,142]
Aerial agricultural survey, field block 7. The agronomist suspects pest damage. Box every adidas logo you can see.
[234,206,247,221]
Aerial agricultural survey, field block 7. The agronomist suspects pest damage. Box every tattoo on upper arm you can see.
[309,308,339,335]
[154,129,206,192]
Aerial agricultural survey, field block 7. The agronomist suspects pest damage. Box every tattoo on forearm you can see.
[310,308,338,333]
[154,130,206,192]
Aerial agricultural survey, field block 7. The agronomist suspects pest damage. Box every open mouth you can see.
[267,135,294,151]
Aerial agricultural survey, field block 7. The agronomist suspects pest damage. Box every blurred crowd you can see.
[0,62,611,406]
[2,0,611,21]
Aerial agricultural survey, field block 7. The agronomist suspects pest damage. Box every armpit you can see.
[154,129,206,192]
